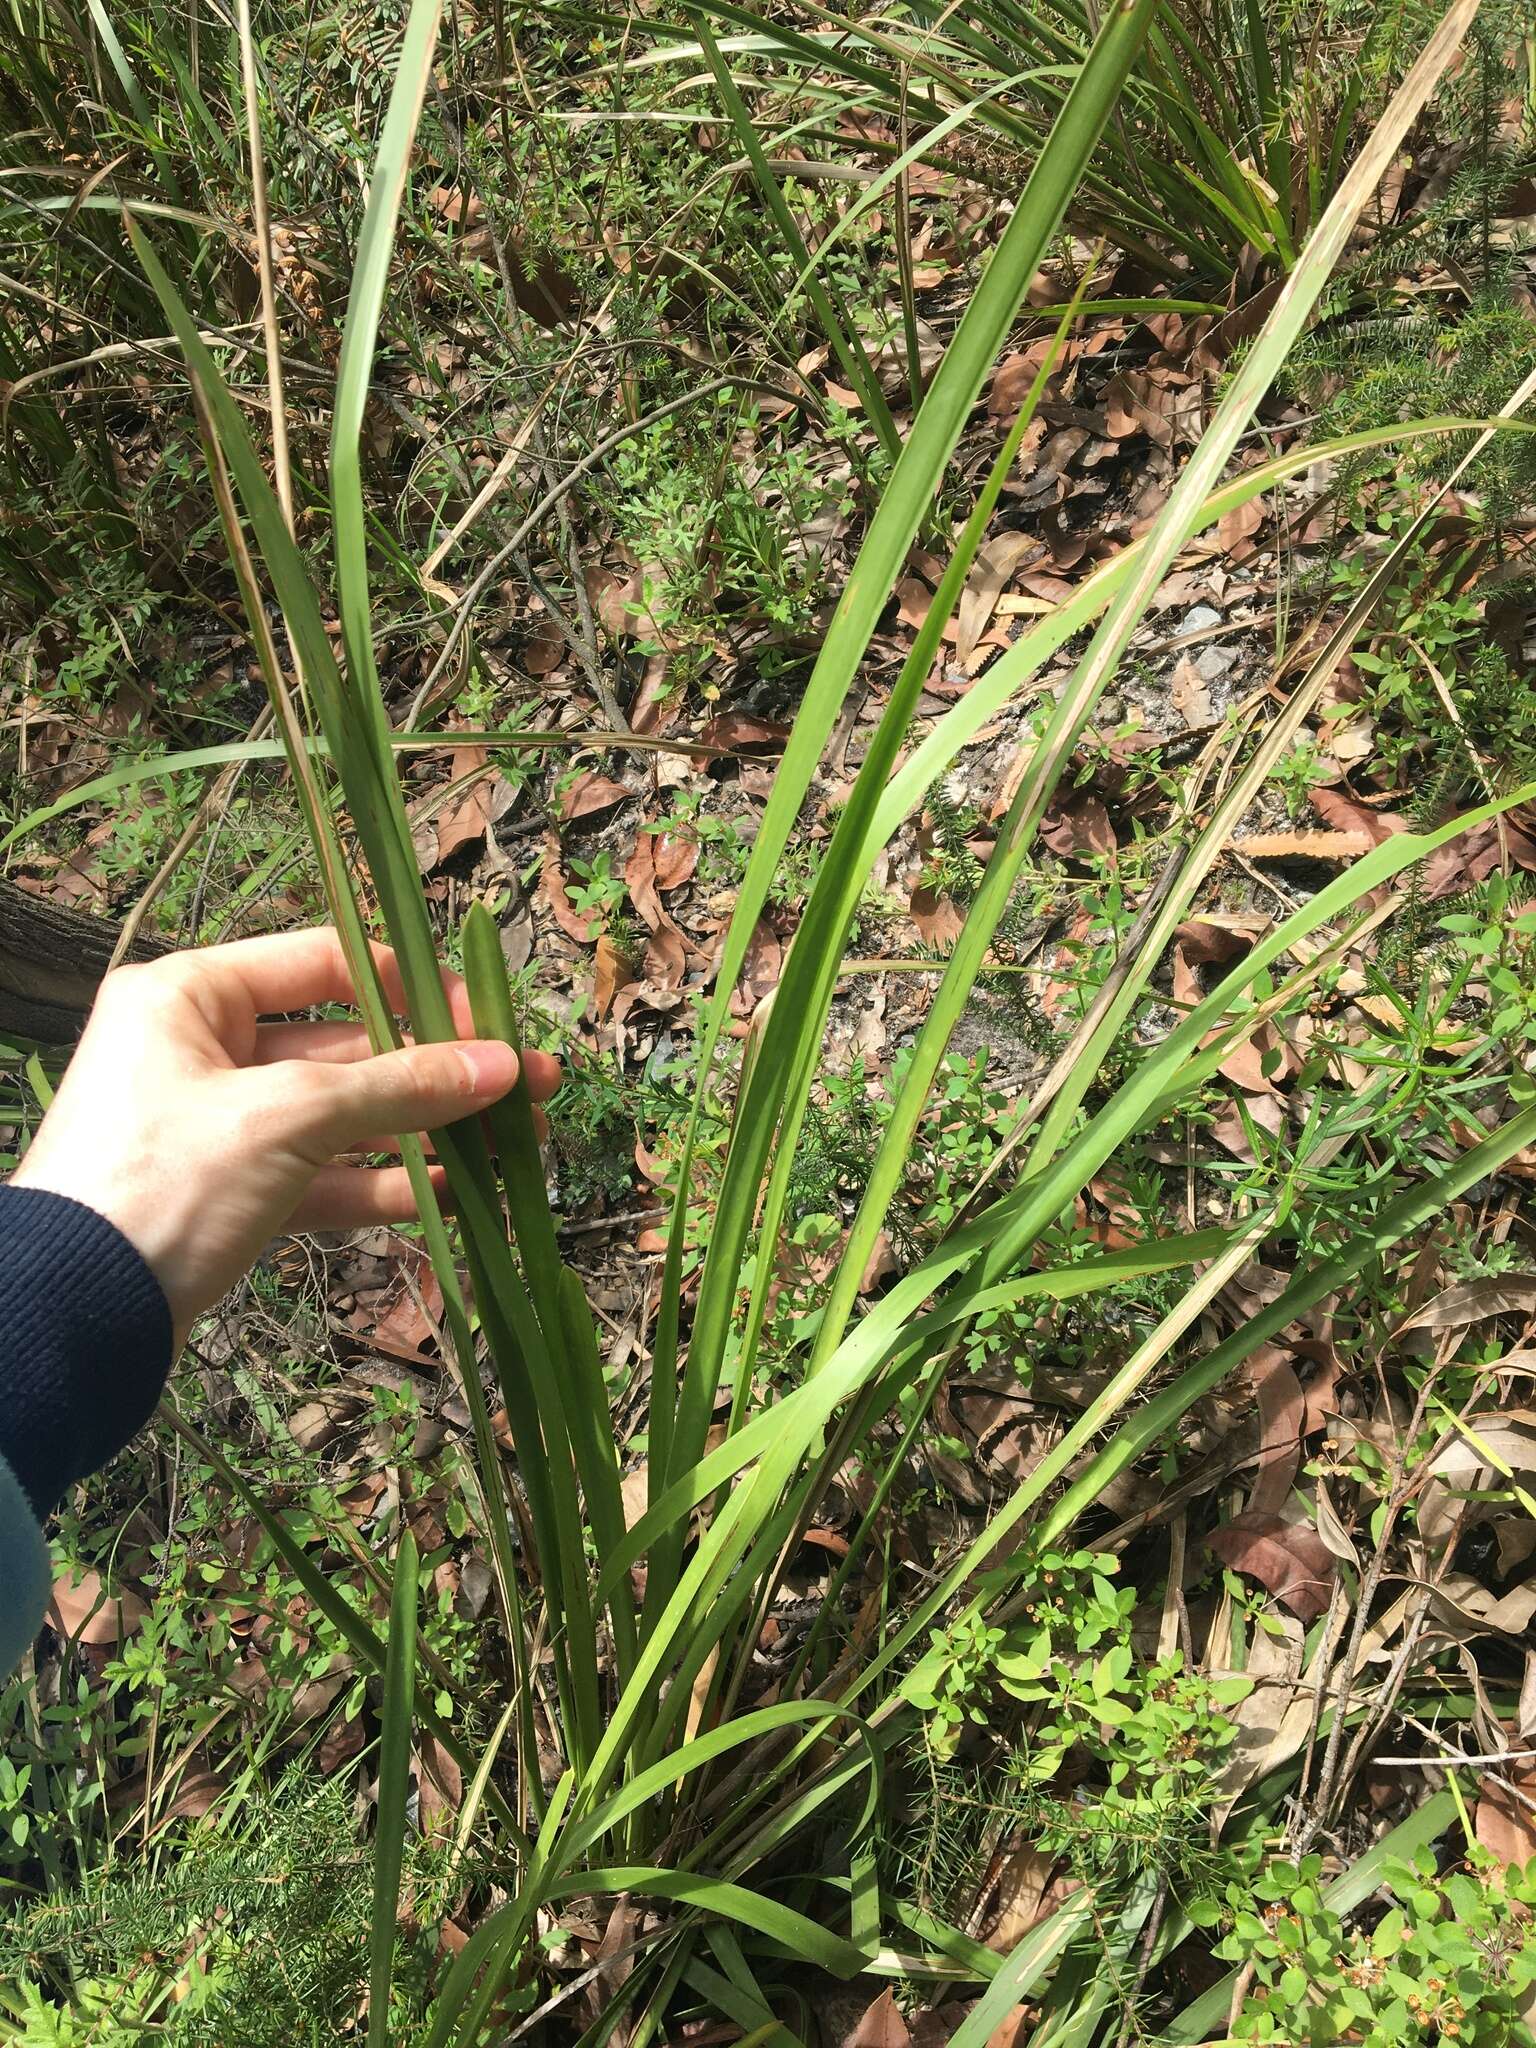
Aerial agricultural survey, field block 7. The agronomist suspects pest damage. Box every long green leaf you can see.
[813,0,1481,1374]
[369,1527,420,2048]
[945,1895,1095,2046]
[647,0,1162,1592]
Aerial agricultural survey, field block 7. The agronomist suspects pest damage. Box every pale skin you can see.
[11,926,560,1349]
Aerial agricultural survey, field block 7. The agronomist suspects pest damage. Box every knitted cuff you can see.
[0,1185,173,1516]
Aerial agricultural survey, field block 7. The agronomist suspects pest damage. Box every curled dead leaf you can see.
[540,832,600,944]
[651,825,698,891]
[910,883,964,949]
[695,711,791,760]
[1399,1275,1536,1335]
[561,772,631,822]
[976,1843,1079,1952]
[593,933,636,1021]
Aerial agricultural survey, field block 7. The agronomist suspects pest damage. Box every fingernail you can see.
[457,1040,519,1097]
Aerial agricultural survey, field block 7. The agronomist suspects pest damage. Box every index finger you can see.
[171,927,468,1030]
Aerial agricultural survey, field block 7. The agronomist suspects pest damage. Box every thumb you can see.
[276,1038,520,1156]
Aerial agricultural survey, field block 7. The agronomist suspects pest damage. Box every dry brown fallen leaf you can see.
[1206,1509,1335,1621]
[288,1389,362,1453]
[50,1567,147,1645]
[1310,785,1410,844]
[417,744,492,869]
[1040,792,1115,859]
[593,932,636,1022]
[561,772,631,822]
[1243,1346,1306,1517]
[841,1988,911,2048]
[1417,1411,1536,1548]
[368,1250,444,1354]
[1175,911,1269,965]
[1218,492,1264,560]
[1235,830,1376,861]
[975,1843,1078,1951]
[620,1423,729,1529]
[1208,1089,1285,1160]
[652,824,698,891]
[694,710,792,759]
[731,919,782,1014]
[1398,1275,1536,1335]
[586,563,644,642]
[642,924,687,993]
[1212,1612,1312,1825]
[910,883,964,949]
[416,1731,464,1843]
[624,831,666,931]
[896,575,935,632]
[956,532,1039,664]
[1428,1571,1536,1641]
[1476,1760,1536,1870]
[540,831,601,944]
[521,623,564,676]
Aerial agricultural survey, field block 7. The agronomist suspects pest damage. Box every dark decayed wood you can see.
[0,880,167,1044]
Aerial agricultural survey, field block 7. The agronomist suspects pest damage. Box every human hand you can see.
[11,926,559,1349]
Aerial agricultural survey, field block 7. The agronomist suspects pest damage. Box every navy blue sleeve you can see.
[0,1185,173,1518]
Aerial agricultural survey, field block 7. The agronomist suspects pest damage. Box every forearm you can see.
[0,1184,174,1672]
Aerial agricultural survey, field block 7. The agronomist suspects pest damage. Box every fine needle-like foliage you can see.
[114,0,1536,2035]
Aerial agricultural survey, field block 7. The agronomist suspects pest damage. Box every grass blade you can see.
[648,0,1163,1589]
[369,1526,420,2048]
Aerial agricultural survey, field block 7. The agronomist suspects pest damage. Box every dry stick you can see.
[1396,1714,1536,1806]
[517,545,629,732]
[1327,1363,1513,1803]
[562,510,629,730]
[1293,1511,1406,1855]
[1295,1573,1354,1812]
[404,374,805,724]
[418,367,563,580]
[1331,1584,1439,1792]
[943,675,1280,1228]
[1377,1744,1536,1767]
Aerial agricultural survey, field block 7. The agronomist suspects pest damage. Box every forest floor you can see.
[4,7,1536,2040]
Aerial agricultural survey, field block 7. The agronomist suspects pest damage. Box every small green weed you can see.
[1203,1846,1536,2046]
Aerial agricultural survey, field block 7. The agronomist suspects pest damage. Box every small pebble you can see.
[1179,603,1223,634]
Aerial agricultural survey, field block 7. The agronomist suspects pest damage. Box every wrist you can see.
[11,1153,195,1349]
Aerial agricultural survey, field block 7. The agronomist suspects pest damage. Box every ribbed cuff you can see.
[0,1186,173,1515]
